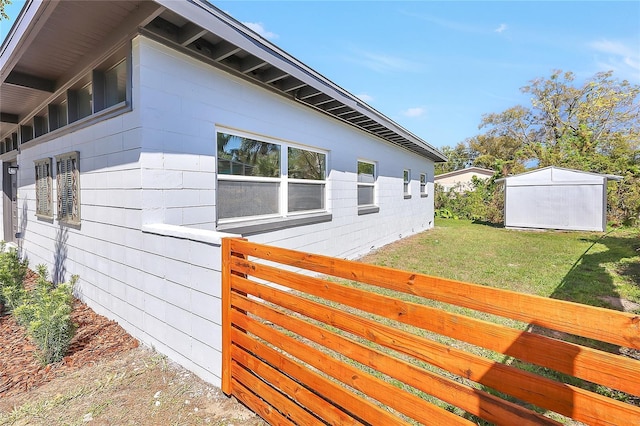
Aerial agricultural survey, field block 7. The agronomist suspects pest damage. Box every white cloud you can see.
[243,22,278,40]
[402,107,426,118]
[347,49,422,73]
[589,39,640,82]
[494,23,507,33]
[356,93,374,103]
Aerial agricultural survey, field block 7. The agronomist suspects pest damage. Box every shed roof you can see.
[496,166,622,184]
[0,0,446,162]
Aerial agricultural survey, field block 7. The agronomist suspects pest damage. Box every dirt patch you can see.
[0,290,265,425]
[598,296,640,312]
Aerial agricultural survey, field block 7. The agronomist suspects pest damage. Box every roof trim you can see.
[495,166,623,183]
[151,0,446,162]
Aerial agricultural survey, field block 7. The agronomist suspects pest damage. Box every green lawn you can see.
[360,219,640,311]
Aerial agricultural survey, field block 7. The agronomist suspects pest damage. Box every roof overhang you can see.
[1,0,446,162]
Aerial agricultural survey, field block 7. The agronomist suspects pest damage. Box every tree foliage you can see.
[437,70,640,226]
[1,0,11,21]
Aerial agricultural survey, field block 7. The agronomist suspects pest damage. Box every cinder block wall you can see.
[16,34,436,388]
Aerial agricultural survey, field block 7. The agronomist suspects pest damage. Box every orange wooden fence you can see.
[221,238,640,425]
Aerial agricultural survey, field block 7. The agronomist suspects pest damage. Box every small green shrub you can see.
[0,242,29,312]
[13,265,78,365]
[434,178,504,224]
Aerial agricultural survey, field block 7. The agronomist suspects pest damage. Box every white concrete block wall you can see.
[135,36,436,261]
[8,33,439,390]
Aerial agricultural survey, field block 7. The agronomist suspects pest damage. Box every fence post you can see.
[221,237,232,395]
[221,237,248,396]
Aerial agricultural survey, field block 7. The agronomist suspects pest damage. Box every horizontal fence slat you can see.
[232,329,391,426]
[232,274,640,426]
[230,308,470,425]
[230,377,295,426]
[229,239,640,349]
[232,291,560,426]
[232,360,322,424]
[230,256,640,396]
[232,344,366,425]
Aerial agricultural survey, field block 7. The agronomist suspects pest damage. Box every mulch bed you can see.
[0,272,139,398]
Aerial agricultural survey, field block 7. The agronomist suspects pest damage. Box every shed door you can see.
[3,161,18,243]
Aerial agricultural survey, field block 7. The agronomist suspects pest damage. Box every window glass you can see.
[105,60,127,107]
[288,147,326,180]
[357,161,376,206]
[404,169,411,195]
[217,133,280,178]
[217,130,327,223]
[77,83,93,120]
[288,183,325,212]
[358,161,375,183]
[217,181,279,219]
[358,185,375,206]
[420,173,427,194]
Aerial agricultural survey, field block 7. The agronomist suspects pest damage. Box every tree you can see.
[467,133,526,176]
[435,142,474,175]
[1,0,11,21]
[521,70,639,170]
[471,70,640,225]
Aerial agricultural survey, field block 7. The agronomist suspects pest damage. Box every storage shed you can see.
[499,167,621,232]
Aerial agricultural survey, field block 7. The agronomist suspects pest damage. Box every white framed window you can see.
[357,160,376,206]
[94,58,128,112]
[68,77,93,123]
[420,173,427,197]
[34,158,53,219]
[217,130,327,223]
[404,169,411,198]
[55,151,81,224]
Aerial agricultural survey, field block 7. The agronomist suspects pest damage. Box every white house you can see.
[0,1,445,387]
[434,166,495,192]
[498,166,621,232]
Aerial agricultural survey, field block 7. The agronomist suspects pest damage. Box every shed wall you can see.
[505,182,606,231]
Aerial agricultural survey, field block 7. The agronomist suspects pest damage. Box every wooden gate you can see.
[221,238,640,425]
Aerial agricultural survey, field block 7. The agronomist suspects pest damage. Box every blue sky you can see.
[2,1,639,149]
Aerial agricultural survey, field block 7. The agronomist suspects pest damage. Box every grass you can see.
[256,219,640,423]
[361,218,640,310]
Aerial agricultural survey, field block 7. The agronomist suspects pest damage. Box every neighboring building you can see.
[0,1,445,387]
[434,167,495,192]
[497,167,621,232]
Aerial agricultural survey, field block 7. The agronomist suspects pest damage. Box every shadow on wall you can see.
[17,200,28,255]
[53,225,68,285]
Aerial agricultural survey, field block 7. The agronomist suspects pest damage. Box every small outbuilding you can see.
[498,166,621,232]
[434,167,495,192]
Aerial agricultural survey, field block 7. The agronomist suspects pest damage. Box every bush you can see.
[13,265,78,365]
[0,242,29,312]
[434,178,504,224]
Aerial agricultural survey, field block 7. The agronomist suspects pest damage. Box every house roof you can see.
[0,0,446,162]
[495,166,622,183]
[434,167,495,181]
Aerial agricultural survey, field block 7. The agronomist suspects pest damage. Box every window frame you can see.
[403,169,411,199]
[34,158,53,219]
[216,128,328,225]
[357,160,378,215]
[420,173,428,197]
[55,151,81,225]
